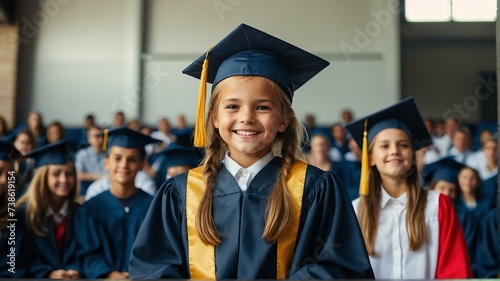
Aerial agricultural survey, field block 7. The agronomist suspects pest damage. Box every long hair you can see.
[16,163,79,236]
[357,141,428,256]
[457,166,483,201]
[196,76,306,245]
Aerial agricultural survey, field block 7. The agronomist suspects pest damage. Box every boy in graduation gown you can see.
[74,127,161,278]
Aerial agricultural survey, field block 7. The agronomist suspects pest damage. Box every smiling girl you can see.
[129,24,373,279]
[346,97,473,279]
[16,140,82,279]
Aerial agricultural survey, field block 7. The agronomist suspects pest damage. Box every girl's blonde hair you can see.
[16,163,79,236]
[357,138,428,256]
[196,76,306,245]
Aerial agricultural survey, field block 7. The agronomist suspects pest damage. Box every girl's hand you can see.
[66,269,82,279]
[107,271,129,279]
[48,269,68,279]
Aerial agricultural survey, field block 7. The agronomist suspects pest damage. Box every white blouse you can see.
[352,189,441,279]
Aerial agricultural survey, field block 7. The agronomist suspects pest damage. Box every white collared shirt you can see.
[466,151,498,180]
[352,188,440,279]
[46,200,69,224]
[223,151,275,191]
[447,147,473,164]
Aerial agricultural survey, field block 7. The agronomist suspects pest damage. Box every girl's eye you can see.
[225,105,238,109]
[257,105,270,110]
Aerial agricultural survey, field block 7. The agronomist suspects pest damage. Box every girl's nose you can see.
[239,107,255,123]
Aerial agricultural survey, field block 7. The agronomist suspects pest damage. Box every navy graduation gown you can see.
[74,189,153,278]
[453,204,480,276]
[129,157,374,279]
[338,160,361,200]
[481,175,497,208]
[475,209,499,278]
[16,203,81,278]
[454,196,494,222]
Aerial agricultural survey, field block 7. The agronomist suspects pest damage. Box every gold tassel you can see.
[194,49,211,147]
[102,129,109,151]
[359,119,370,196]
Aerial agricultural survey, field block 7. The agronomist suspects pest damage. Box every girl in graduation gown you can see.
[0,142,23,278]
[346,97,473,279]
[129,23,374,279]
[423,159,480,277]
[16,140,82,279]
[456,166,495,220]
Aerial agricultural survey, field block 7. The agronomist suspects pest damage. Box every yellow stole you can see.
[186,160,308,279]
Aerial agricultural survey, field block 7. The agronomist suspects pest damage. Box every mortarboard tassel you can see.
[359,119,370,196]
[102,129,109,151]
[194,49,211,147]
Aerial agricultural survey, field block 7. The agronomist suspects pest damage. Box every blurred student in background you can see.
[16,141,82,279]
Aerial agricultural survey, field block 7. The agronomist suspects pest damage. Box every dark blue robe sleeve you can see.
[289,169,374,279]
[453,206,480,277]
[475,209,499,278]
[19,208,82,278]
[129,178,188,279]
[74,205,112,278]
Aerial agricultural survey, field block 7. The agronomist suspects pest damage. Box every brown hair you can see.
[457,166,482,200]
[196,76,305,245]
[16,163,79,236]
[357,138,428,256]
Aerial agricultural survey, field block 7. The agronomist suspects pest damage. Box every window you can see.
[405,0,497,22]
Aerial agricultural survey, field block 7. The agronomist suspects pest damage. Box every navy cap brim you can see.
[182,23,330,100]
[422,157,466,185]
[156,143,202,169]
[345,97,432,150]
[0,141,22,162]
[25,140,80,168]
[103,126,162,151]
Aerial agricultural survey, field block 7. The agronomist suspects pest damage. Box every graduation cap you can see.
[0,141,22,162]
[101,126,162,156]
[345,97,432,196]
[156,143,202,170]
[422,157,466,185]
[182,23,330,147]
[25,140,79,168]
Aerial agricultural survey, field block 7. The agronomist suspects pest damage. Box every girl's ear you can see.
[212,111,219,129]
[369,155,375,167]
[278,117,290,133]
